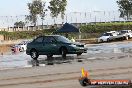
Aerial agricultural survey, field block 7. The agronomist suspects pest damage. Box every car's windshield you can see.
[55,36,71,43]
[102,33,112,36]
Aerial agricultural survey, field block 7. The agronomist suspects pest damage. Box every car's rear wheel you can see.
[107,38,110,42]
[120,37,124,40]
[123,36,126,40]
[30,49,39,60]
[20,47,24,52]
[60,47,67,58]
[100,39,103,43]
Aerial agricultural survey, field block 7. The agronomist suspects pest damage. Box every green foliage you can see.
[26,0,46,26]
[3,22,132,39]
[0,31,9,35]
[48,0,67,19]
[80,25,96,33]
[40,3,47,29]
[14,21,25,27]
[0,29,55,40]
[117,0,132,20]
[80,22,132,33]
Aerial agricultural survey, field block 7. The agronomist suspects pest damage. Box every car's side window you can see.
[34,37,43,43]
[43,37,56,43]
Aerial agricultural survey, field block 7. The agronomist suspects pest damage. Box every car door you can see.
[33,36,44,54]
[42,36,58,54]
[109,33,114,40]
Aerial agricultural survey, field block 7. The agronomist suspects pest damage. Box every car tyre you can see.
[123,36,126,40]
[107,38,110,42]
[128,35,131,39]
[30,49,39,60]
[61,47,67,58]
[100,39,103,43]
[20,47,24,52]
[121,37,124,40]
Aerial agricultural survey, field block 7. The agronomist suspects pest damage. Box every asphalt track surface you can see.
[0,41,132,88]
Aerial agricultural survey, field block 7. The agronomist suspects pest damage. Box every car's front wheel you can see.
[30,49,39,60]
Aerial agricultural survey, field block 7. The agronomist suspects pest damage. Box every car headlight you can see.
[69,44,76,47]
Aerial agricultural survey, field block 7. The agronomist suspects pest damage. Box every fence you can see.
[0,11,127,28]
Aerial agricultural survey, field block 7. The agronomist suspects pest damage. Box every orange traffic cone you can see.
[81,67,89,78]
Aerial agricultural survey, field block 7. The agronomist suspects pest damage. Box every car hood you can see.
[73,42,85,45]
[72,42,85,47]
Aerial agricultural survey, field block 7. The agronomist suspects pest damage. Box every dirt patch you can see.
[0,44,12,54]
[76,38,97,44]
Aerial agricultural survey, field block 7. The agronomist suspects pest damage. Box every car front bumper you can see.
[68,47,87,54]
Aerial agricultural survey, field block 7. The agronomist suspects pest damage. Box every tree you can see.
[117,0,132,20]
[14,21,25,28]
[48,0,67,23]
[26,0,46,26]
[40,2,48,29]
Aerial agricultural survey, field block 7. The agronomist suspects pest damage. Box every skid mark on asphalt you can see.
[0,71,132,87]
[0,66,132,81]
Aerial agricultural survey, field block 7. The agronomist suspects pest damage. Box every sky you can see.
[67,0,118,12]
[0,0,119,27]
[0,0,119,16]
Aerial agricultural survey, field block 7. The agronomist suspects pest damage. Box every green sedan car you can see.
[26,35,87,60]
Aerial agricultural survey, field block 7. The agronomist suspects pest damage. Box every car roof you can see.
[109,31,116,32]
[106,32,113,34]
[106,31,117,33]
